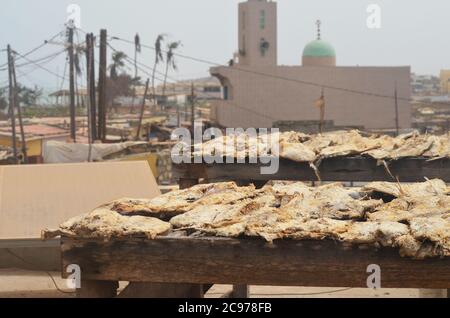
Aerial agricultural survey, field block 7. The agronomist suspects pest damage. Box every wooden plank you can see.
[418,289,448,298]
[173,158,450,182]
[61,237,450,289]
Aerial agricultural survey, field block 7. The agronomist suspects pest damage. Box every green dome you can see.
[303,40,336,57]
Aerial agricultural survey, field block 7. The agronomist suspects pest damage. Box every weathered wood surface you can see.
[173,157,450,182]
[62,236,450,289]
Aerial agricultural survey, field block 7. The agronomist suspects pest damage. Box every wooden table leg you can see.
[76,280,118,298]
[232,285,249,298]
[118,282,204,298]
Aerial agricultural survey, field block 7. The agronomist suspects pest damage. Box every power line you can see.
[14,49,66,69]
[110,36,415,103]
[13,50,69,82]
[0,30,65,70]
[108,41,277,121]
[5,248,75,295]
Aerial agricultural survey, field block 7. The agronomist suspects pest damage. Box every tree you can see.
[162,41,181,98]
[15,84,43,107]
[130,33,141,113]
[151,34,165,108]
[109,51,127,80]
[0,88,8,111]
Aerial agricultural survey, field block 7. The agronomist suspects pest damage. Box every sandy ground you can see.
[0,269,447,298]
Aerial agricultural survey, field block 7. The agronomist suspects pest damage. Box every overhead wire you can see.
[13,50,69,82]
[110,35,416,103]
[108,41,277,121]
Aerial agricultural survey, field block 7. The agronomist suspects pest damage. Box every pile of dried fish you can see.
[43,180,450,259]
[194,130,450,163]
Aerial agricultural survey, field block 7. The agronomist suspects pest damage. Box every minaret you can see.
[238,0,277,67]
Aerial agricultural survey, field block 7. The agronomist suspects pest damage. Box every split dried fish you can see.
[46,179,450,259]
[195,130,450,163]
[42,208,171,240]
[109,182,254,217]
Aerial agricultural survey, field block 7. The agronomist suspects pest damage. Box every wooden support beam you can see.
[173,157,450,183]
[62,237,450,289]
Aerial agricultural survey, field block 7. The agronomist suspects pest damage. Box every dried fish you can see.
[195,130,450,163]
[42,208,171,240]
[48,179,450,259]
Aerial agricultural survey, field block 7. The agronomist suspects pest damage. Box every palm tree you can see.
[130,33,141,113]
[151,34,165,108]
[109,51,127,79]
[162,41,181,99]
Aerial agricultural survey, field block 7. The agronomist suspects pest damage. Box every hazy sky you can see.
[1,0,449,91]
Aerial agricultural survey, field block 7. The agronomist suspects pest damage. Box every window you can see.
[259,10,266,29]
[204,86,221,93]
[223,86,229,100]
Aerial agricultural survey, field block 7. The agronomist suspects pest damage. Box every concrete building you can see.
[440,70,450,95]
[210,0,411,130]
[411,73,440,96]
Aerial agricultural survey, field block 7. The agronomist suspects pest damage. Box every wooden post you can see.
[76,280,118,298]
[315,88,325,134]
[98,29,107,142]
[6,45,18,163]
[136,78,150,141]
[118,282,204,298]
[87,33,97,141]
[68,26,76,142]
[190,82,195,136]
[394,84,399,137]
[232,285,249,298]
[85,33,92,145]
[11,51,28,163]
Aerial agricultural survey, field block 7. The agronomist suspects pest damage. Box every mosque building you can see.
[210,0,411,131]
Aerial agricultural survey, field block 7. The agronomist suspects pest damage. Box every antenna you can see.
[316,20,321,40]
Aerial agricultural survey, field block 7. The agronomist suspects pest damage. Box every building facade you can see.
[210,0,412,131]
[440,70,450,95]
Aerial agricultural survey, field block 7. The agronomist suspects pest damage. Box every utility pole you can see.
[136,78,150,141]
[6,45,18,163]
[68,25,76,142]
[190,82,196,136]
[11,51,28,163]
[98,29,107,142]
[394,84,400,137]
[86,33,97,141]
[315,88,325,134]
